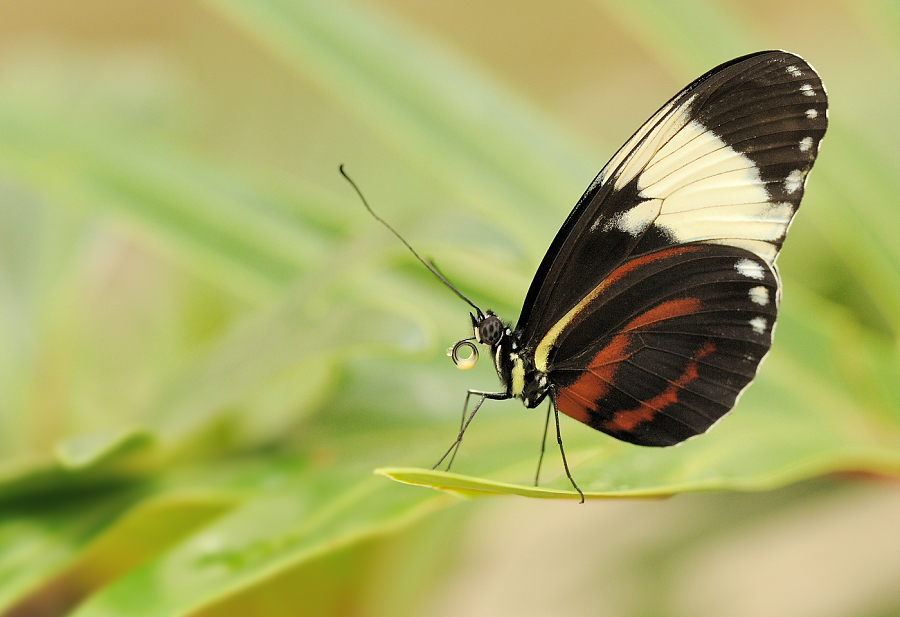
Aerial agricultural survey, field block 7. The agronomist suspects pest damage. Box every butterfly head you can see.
[472,311,504,346]
[448,311,508,371]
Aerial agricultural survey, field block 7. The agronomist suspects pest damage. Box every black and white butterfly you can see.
[348,50,827,501]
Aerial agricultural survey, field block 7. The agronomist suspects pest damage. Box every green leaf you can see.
[66,468,448,617]
[55,428,157,471]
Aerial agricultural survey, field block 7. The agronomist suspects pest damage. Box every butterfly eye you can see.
[449,340,478,370]
[477,315,503,346]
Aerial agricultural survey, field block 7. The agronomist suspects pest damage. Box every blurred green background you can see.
[2,0,900,615]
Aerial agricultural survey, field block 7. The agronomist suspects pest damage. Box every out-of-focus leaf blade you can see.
[199,0,597,249]
[67,475,448,617]
[0,55,348,302]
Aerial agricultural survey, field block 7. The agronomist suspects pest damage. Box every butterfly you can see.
[345,50,827,502]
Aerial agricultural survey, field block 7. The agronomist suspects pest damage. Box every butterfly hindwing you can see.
[518,51,827,350]
[548,243,780,446]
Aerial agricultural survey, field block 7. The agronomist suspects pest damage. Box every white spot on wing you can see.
[750,316,768,334]
[786,65,802,77]
[736,258,765,280]
[806,108,818,119]
[596,199,662,235]
[800,84,815,97]
[785,169,805,194]
[749,286,769,306]
[799,137,813,152]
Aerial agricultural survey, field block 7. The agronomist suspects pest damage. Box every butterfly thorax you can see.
[473,311,550,409]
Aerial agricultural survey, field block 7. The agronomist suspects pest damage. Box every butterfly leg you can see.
[433,389,510,471]
[551,394,584,503]
[534,401,552,486]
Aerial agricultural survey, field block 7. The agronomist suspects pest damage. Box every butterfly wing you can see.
[518,51,827,342]
[519,51,827,445]
[548,243,779,446]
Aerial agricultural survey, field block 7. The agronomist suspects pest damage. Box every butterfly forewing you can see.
[516,51,826,446]
[518,51,827,344]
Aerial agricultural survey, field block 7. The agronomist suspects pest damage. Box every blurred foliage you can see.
[1,0,900,615]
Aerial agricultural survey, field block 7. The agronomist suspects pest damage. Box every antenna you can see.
[340,165,484,317]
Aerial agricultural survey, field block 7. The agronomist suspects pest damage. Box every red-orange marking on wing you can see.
[603,341,716,433]
[557,333,633,425]
[554,246,707,429]
[624,297,703,331]
[600,245,702,291]
[556,390,591,424]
